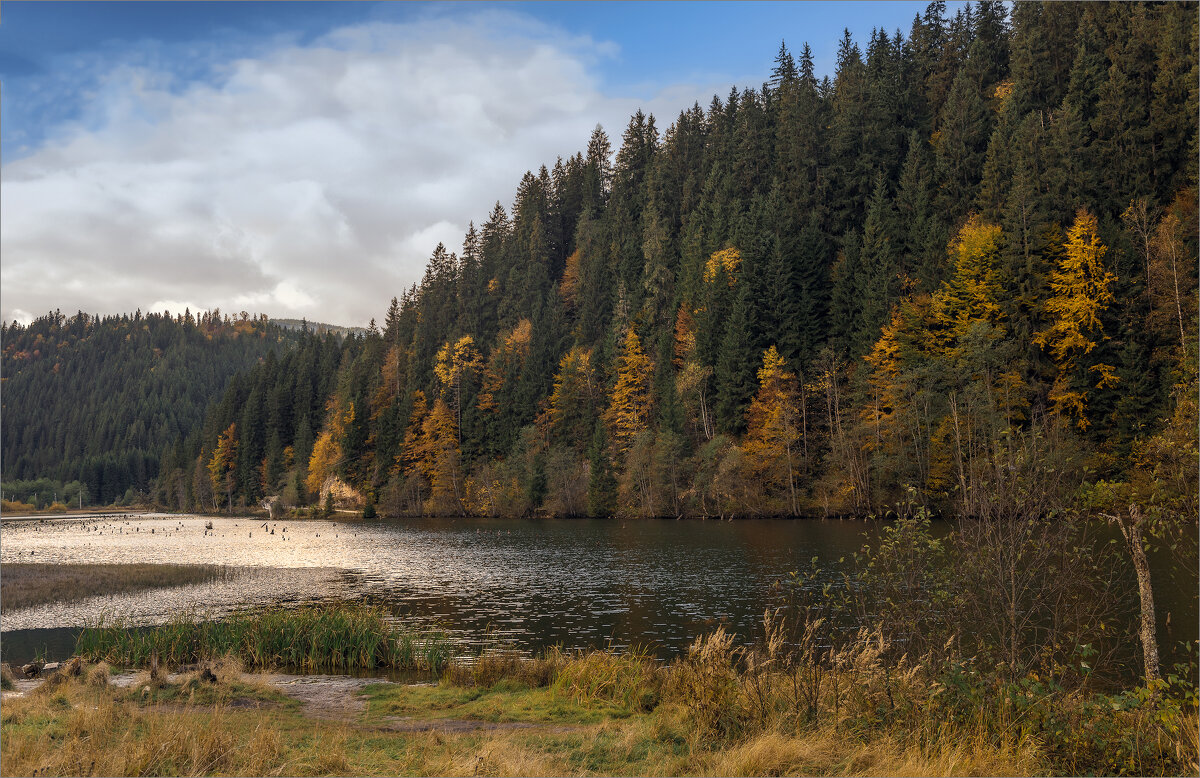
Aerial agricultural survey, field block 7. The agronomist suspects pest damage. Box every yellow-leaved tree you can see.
[400,390,429,509]
[419,397,463,515]
[1034,208,1118,428]
[605,327,653,457]
[305,430,340,501]
[741,346,803,515]
[434,335,482,437]
[208,423,238,512]
[703,247,741,285]
[927,215,1006,352]
[478,319,532,413]
[544,345,598,445]
[673,304,714,440]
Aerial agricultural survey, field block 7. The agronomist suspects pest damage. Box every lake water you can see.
[1,513,1194,669]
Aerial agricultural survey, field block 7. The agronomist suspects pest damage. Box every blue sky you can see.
[0,1,963,326]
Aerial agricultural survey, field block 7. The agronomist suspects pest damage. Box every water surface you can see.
[1,514,875,660]
[2,513,1193,670]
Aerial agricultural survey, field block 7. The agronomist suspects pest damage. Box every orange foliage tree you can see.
[1034,208,1118,428]
[741,346,803,515]
[605,327,653,458]
[208,423,238,511]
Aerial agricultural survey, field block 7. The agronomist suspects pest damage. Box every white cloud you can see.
[1,11,735,326]
[6,309,35,326]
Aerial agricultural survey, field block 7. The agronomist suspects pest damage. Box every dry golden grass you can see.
[702,728,1041,777]
[2,685,287,776]
[0,663,14,691]
[3,641,1191,777]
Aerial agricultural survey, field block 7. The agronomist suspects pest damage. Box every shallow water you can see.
[1,513,1194,669]
[0,514,877,661]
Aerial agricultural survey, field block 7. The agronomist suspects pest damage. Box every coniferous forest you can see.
[0,311,297,505]
[5,1,1198,523]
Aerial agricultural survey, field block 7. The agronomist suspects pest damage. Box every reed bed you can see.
[75,605,453,673]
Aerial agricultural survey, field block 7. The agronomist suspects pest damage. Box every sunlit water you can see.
[1,513,1194,669]
[1,514,879,661]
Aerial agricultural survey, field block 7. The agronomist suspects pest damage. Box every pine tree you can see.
[586,421,617,517]
[715,283,757,432]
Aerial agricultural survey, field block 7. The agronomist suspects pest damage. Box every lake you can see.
[1,513,1194,669]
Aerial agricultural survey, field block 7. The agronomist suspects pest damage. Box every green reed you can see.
[75,604,452,673]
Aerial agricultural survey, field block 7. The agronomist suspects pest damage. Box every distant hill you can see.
[271,319,370,338]
[1,310,295,503]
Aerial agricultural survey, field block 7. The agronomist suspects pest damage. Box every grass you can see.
[1,563,236,611]
[75,605,454,673]
[9,604,1191,776]
[0,655,1046,777]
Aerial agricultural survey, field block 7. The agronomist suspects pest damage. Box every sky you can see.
[0,1,959,328]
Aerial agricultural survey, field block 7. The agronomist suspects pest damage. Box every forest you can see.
[7,1,1198,524]
[0,310,297,505]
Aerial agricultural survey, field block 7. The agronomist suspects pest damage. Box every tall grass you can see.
[75,605,452,673]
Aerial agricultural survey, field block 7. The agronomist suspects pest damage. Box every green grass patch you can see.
[362,678,635,726]
[76,604,453,673]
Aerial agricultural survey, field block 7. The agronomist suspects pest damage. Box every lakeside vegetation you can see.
[0,563,235,611]
[1,2,1195,773]
[3,591,1196,777]
[76,605,454,674]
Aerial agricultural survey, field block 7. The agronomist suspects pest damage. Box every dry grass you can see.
[1,563,236,610]
[3,632,1193,777]
[84,661,110,688]
[703,728,1042,777]
[0,662,1046,778]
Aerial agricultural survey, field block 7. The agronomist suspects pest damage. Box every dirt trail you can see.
[259,673,391,722]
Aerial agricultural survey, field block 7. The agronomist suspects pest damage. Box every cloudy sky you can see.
[1,1,952,327]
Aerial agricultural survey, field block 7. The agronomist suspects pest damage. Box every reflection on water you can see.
[1,514,1193,669]
[0,514,878,659]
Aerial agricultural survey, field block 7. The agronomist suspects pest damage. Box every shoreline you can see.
[0,510,152,523]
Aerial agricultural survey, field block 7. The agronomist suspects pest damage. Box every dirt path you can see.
[258,673,393,722]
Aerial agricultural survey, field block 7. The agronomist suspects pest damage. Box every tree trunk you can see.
[1121,504,1161,684]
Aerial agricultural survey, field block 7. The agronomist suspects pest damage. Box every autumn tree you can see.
[419,397,464,515]
[605,327,654,457]
[544,345,599,446]
[434,335,482,438]
[401,391,429,510]
[305,430,340,502]
[674,304,714,441]
[1034,208,1118,428]
[741,346,803,515]
[208,423,238,512]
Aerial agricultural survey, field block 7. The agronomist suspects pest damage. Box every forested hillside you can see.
[165,1,1194,517]
[1,310,293,505]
